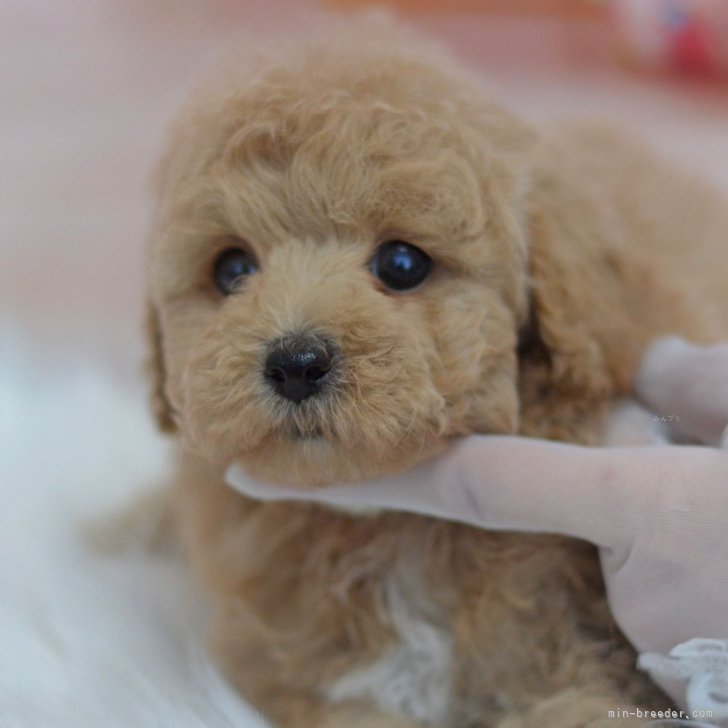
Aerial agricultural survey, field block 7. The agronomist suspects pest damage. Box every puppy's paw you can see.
[82,486,178,556]
[320,708,422,728]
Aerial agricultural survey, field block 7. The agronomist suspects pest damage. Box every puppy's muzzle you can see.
[264,333,337,404]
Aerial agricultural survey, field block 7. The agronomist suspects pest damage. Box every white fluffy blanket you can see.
[0,332,269,727]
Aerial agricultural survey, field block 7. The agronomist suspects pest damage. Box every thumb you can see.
[443,436,658,549]
[227,435,670,551]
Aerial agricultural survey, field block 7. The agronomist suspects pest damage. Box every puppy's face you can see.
[148,53,533,485]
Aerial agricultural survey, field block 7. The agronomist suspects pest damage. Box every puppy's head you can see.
[146,24,536,485]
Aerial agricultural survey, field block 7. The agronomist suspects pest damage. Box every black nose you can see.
[264,334,334,404]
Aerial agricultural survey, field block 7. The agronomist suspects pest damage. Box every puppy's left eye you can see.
[212,247,258,295]
[370,241,433,292]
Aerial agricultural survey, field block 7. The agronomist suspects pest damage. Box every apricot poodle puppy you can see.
[145,18,728,728]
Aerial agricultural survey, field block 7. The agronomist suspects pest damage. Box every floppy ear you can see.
[522,208,623,398]
[516,149,664,441]
[145,302,178,434]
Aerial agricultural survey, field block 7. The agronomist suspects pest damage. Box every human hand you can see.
[225,339,728,718]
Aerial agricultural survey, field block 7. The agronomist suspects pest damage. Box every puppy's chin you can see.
[235,428,447,489]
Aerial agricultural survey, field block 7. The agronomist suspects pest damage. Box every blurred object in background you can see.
[326,0,613,74]
[613,0,728,78]
[329,0,728,80]
[326,0,603,16]
[2,0,727,388]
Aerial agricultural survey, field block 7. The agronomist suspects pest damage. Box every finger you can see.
[636,337,728,446]
[225,459,456,516]
[454,436,728,552]
[228,433,728,554]
[228,436,710,552]
[445,436,655,548]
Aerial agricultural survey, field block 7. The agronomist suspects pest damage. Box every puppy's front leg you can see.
[258,693,425,728]
[318,703,426,728]
[212,611,427,728]
[496,689,651,728]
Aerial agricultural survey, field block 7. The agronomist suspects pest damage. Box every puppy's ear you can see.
[521,212,621,399]
[517,150,658,439]
[145,302,177,434]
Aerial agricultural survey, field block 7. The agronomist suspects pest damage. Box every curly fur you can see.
[145,15,728,727]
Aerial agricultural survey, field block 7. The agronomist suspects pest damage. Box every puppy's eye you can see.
[370,241,433,292]
[212,247,258,295]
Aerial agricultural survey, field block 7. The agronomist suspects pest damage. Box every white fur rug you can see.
[0,331,269,727]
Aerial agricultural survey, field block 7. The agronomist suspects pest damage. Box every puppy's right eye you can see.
[370,240,433,292]
[212,247,258,295]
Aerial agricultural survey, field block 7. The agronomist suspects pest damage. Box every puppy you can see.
[145,18,728,727]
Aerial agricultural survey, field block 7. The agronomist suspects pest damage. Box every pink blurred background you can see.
[2,0,727,382]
